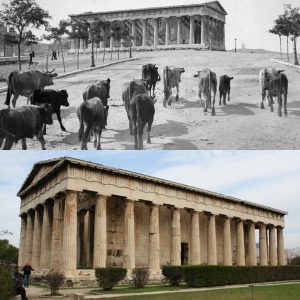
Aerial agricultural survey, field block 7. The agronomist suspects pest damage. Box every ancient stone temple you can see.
[69,1,227,51]
[17,157,286,279]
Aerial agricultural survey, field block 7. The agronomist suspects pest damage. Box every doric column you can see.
[170,208,181,265]
[259,223,268,266]
[165,17,170,46]
[93,195,107,268]
[277,227,285,265]
[148,204,160,274]
[247,222,256,266]
[83,210,90,267]
[142,19,147,46]
[269,225,277,265]
[62,191,78,274]
[153,18,159,46]
[222,22,225,49]
[190,211,201,265]
[236,219,245,266]
[100,41,105,49]
[110,36,114,49]
[40,203,52,269]
[24,210,34,265]
[18,214,27,267]
[50,195,64,269]
[79,39,84,49]
[131,20,136,46]
[32,207,43,269]
[123,199,135,270]
[189,15,195,45]
[177,17,182,45]
[223,217,232,266]
[201,16,206,45]
[208,214,217,265]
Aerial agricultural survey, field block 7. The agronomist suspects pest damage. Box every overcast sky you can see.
[1,0,300,51]
[0,151,299,250]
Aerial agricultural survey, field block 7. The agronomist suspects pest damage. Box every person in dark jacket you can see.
[14,266,28,300]
[21,263,34,287]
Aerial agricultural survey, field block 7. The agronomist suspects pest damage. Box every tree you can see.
[0,239,18,264]
[269,24,283,60]
[45,19,71,72]
[0,0,51,70]
[24,30,38,52]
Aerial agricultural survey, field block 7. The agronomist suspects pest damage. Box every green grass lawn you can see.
[91,284,300,300]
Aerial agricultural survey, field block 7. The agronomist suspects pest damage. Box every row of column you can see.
[72,15,225,50]
[18,194,285,276]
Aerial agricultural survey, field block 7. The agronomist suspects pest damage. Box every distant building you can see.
[0,23,16,57]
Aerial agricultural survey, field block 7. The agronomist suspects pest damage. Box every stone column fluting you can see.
[190,211,201,265]
[269,225,277,265]
[153,18,159,46]
[110,36,114,49]
[62,191,78,274]
[40,203,52,269]
[208,213,217,265]
[223,216,232,266]
[277,227,285,265]
[165,17,170,46]
[247,221,257,266]
[189,15,195,45]
[82,209,90,267]
[236,219,245,266]
[93,195,107,268]
[131,20,136,46]
[259,223,268,266]
[142,19,147,46]
[177,17,182,45]
[24,210,34,265]
[123,199,135,270]
[18,214,27,267]
[171,208,181,265]
[148,204,160,274]
[201,16,206,45]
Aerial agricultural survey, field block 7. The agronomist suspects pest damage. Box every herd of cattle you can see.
[0,63,289,150]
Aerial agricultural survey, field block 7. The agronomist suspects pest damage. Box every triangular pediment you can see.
[206,1,228,15]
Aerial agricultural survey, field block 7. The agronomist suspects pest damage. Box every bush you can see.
[131,268,149,288]
[182,265,300,288]
[291,256,300,265]
[44,271,65,295]
[0,263,14,300]
[162,266,183,286]
[95,268,127,291]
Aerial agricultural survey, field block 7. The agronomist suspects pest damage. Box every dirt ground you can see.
[1,50,300,150]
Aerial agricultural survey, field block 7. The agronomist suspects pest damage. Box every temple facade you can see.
[69,1,227,51]
[17,157,286,279]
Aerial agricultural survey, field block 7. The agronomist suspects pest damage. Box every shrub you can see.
[291,256,300,265]
[0,263,14,300]
[131,268,149,288]
[44,271,65,295]
[182,265,300,288]
[162,266,183,286]
[95,268,127,291]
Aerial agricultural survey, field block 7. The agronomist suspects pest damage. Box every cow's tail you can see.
[5,71,14,106]
[78,106,84,141]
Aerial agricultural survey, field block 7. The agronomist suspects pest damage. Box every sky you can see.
[0,150,299,250]
[1,0,300,51]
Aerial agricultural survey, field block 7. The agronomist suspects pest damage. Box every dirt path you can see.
[1,50,300,150]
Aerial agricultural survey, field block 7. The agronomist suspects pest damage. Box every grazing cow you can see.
[31,89,69,132]
[163,66,185,106]
[259,68,288,117]
[5,69,57,108]
[0,105,53,150]
[82,78,110,126]
[77,97,105,150]
[219,75,234,106]
[122,80,155,149]
[142,64,161,97]
[194,68,217,116]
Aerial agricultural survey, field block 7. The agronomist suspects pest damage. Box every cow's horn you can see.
[278,70,285,74]
[50,68,56,73]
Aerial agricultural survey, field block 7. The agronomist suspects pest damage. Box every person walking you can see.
[13,266,28,300]
[21,263,34,287]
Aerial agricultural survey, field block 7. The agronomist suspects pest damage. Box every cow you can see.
[219,75,234,106]
[122,80,155,149]
[258,68,288,117]
[31,89,69,132]
[0,105,53,150]
[5,69,58,108]
[194,68,217,116]
[142,64,161,97]
[163,66,185,107]
[77,97,105,150]
[82,78,110,127]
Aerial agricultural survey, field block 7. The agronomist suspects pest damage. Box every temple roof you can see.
[18,157,287,216]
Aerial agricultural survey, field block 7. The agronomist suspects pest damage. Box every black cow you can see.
[219,75,234,106]
[77,97,105,150]
[142,64,160,97]
[31,89,69,132]
[0,105,53,150]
